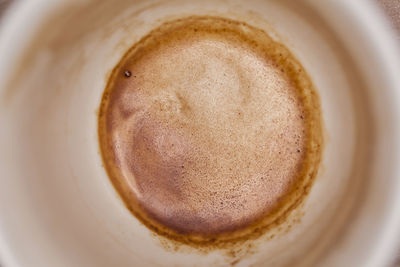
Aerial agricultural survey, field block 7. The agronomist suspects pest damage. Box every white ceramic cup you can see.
[0,0,400,266]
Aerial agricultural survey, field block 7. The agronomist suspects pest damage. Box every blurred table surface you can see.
[0,0,399,266]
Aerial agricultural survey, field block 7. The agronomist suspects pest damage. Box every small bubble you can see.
[297,149,301,153]
[124,70,132,78]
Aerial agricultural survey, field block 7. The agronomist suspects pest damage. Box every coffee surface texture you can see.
[98,16,323,246]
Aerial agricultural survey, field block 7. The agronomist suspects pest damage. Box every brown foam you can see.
[99,16,322,244]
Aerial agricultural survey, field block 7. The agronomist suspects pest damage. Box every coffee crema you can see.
[98,16,323,246]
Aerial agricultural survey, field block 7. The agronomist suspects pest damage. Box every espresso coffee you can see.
[98,16,322,245]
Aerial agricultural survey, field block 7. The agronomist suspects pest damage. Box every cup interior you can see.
[0,0,399,266]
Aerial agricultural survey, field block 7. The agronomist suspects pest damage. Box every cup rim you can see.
[337,1,400,266]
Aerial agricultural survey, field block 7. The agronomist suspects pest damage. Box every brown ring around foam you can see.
[98,16,323,247]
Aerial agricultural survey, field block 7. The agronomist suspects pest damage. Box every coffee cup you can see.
[0,1,399,266]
